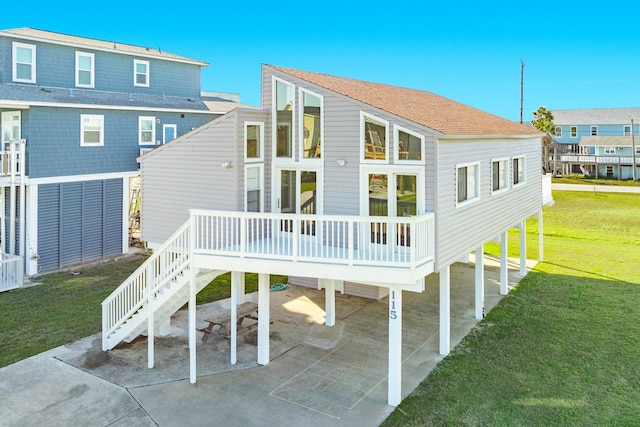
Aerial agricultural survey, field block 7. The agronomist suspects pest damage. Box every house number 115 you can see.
[390,290,397,320]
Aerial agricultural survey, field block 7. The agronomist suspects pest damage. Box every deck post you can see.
[439,265,450,356]
[388,287,403,406]
[189,221,197,384]
[323,279,336,327]
[519,220,527,276]
[257,273,270,365]
[147,263,154,369]
[232,271,246,304]
[538,208,544,262]
[500,230,509,295]
[475,246,484,320]
[230,271,239,365]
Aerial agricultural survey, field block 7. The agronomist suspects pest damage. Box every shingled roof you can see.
[268,65,540,137]
[0,28,208,66]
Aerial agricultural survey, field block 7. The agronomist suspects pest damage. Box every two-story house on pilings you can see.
[552,107,640,179]
[0,28,240,286]
[102,64,553,407]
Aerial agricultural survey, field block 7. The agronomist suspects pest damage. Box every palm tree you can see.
[531,106,557,174]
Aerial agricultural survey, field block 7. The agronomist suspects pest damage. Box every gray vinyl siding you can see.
[435,137,542,270]
[141,111,244,245]
[37,179,123,272]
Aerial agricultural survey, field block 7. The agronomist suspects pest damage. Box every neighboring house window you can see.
[570,126,577,138]
[512,156,525,186]
[606,165,614,178]
[636,146,640,155]
[134,59,149,87]
[80,114,104,147]
[456,162,479,205]
[274,77,294,158]
[491,158,508,194]
[590,126,598,136]
[300,89,322,159]
[362,112,388,162]
[245,165,263,212]
[12,42,36,83]
[245,122,264,161]
[623,125,631,136]
[395,125,424,163]
[604,147,616,154]
[555,126,562,138]
[138,116,156,145]
[75,52,94,88]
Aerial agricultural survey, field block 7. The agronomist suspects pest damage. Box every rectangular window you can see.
[624,125,632,136]
[570,126,577,138]
[636,146,640,155]
[362,113,388,162]
[604,147,616,154]
[75,52,94,88]
[513,156,525,186]
[555,126,562,138]
[274,78,294,158]
[590,126,598,136]
[395,125,424,162]
[134,59,149,87]
[491,159,508,193]
[245,166,263,212]
[12,42,36,83]
[301,89,322,159]
[80,115,104,147]
[138,116,155,145]
[245,122,263,160]
[456,163,479,205]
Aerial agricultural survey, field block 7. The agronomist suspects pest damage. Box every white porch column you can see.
[439,265,450,356]
[538,208,544,262]
[519,220,527,276]
[257,273,270,365]
[189,265,197,383]
[230,271,239,365]
[232,271,246,304]
[322,279,336,327]
[147,273,154,369]
[26,184,39,275]
[500,230,509,295]
[388,287,402,406]
[475,246,484,320]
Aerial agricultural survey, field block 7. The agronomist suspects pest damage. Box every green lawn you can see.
[382,190,640,426]
[553,174,640,187]
[0,255,286,368]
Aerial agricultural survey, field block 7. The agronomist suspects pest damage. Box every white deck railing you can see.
[190,210,435,269]
[0,254,24,292]
[559,154,639,165]
[1,140,26,180]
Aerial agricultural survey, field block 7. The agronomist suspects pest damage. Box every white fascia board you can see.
[438,134,542,141]
[29,170,139,185]
[0,99,215,114]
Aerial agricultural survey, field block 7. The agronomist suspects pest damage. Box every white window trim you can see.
[570,126,577,138]
[80,114,104,147]
[490,157,509,196]
[134,59,150,87]
[359,164,425,216]
[272,76,296,164]
[623,125,632,136]
[75,51,95,88]
[604,146,616,154]
[590,125,598,136]
[636,146,640,155]
[298,87,323,163]
[512,155,526,187]
[138,116,156,145]
[394,124,425,164]
[555,126,562,138]
[162,124,177,144]
[245,121,265,162]
[456,162,480,208]
[244,164,264,212]
[360,112,390,164]
[12,42,36,83]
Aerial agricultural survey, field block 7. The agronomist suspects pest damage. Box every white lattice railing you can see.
[190,210,435,268]
[102,221,191,350]
[0,254,24,292]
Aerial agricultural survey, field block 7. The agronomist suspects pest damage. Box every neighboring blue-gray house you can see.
[552,108,640,179]
[0,28,239,283]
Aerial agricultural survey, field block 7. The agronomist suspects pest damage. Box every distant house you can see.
[0,28,239,287]
[553,108,640,179]
[103,64,553,406]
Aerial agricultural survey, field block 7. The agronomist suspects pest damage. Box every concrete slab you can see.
[0,256,535,426]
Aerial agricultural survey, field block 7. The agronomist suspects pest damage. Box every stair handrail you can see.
[102,219,192,349]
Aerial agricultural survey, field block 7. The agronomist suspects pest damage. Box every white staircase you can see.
[102,219,227,350]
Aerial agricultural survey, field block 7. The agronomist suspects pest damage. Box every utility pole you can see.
[520,60,525,130]
[632,119,638,181]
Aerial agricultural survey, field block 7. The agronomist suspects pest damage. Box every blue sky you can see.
[3,1,640,122]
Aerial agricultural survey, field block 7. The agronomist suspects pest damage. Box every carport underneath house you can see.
[103,208,544,407]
